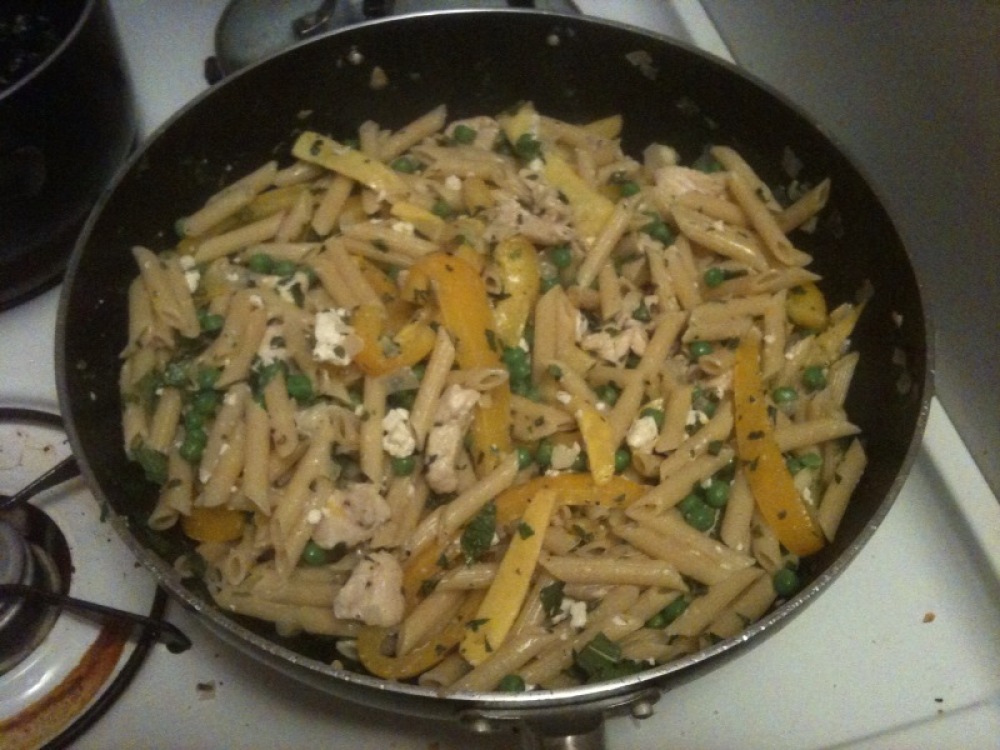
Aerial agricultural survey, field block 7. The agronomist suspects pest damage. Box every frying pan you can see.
[55,10,932,748]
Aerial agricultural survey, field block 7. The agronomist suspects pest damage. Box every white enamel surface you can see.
[0,1,996,747]
[0,422,158,726]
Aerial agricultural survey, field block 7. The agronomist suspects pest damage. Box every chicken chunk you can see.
[653,165,728,208]
[333,552,405,628]
[424,384,480,494]
[311,482,390,550]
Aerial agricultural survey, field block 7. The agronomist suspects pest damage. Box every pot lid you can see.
[213,0,580,75]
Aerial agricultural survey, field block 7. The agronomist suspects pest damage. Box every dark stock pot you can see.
[0,0,134,310]
[55,10,932,748]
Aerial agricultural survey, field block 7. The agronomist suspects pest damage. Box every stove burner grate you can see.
[0,406,188,749]
[0,504,70,675]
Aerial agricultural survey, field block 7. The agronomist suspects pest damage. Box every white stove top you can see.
[1,2,998,747]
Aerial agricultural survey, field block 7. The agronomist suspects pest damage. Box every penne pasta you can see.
[121,103,868,693]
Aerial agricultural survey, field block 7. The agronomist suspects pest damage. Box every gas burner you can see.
[0,504,71,674]
[0,407,187,750]
[210,0,580,78]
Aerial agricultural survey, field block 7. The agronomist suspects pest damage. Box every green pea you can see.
[179,427,208,463]
[272,259,297,278]
[452,124,477,144]
[540,275,560,293]
[535,438,554,468]
[163,362,189,388]
[497,674,526,692]
[703,479,730,508]
[618,180,641,197]
[247,253,275,275]
[614,447,631,473]
[642,218,674,245]
[548,244,573,269]
[502,346,532,383]
[703,267,726,288]
[772,386,798,404]
[692,388,718,418]
[773,567,800,597]
[677,492,702,514]
[570,450,588,472]
[391,455,417,476]
[183,409,206,432]
[513,133,542,161]
[681,496,716,531]
[516,446,534,470]
[195,366,221,391]
[300,540,328,566]
[286,373,314,404]
[801,365,827,391]
[596,383,620,407]
[511,380,541,401]
[390,155,420,173]
[639,407,665,431]
[431,199,454,218]
[689,340,714,359]
[200,312,224,333]
[644,609,670,629]
[191,389,221,415]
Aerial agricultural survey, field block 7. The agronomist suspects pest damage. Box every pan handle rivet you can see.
[630,700,654,719]
[465,716,493,734]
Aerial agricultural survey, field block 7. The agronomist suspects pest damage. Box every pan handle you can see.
[459,687,661,750]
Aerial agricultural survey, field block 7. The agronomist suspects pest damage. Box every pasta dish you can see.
[119,103,867,692]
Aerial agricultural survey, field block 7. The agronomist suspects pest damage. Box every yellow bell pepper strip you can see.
[733,334,826,556]
[403,252,512,474]
[490,235,541,347]
[181,507,245,543]
[351,304,437,377]
[390,201,447,242]
[582,113,623,139]
[355,256,415,331]
[809,298,867,367]
[356,590,486,680]
[499,101,541,145]
[401,472,645,608]
[785,281,828,330]
[460,489,557,666]
[542,152,615,240]
[573,402,616,485]
[495,472,646,526]
[292,131,408,199]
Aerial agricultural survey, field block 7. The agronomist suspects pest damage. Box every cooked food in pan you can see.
[119,103,867,691]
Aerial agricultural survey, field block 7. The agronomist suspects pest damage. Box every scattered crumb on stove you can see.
[923,611,936,623]
[196,681,216,699]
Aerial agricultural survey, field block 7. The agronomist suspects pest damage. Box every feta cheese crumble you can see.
[313,309,361,366]
[382,408,416,458]
[626,415,659,453]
